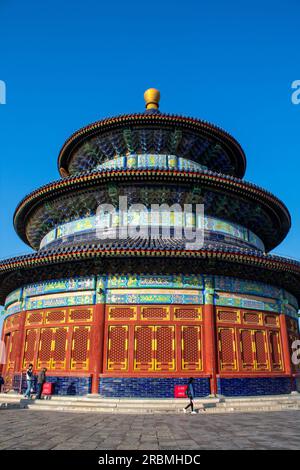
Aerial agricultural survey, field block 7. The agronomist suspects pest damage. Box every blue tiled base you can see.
[99,377,210,398]
[15,374,92,396]
[217,377,292,396]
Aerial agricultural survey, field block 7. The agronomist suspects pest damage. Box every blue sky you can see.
[0,0,299,262]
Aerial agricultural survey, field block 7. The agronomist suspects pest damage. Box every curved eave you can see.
[13,169,291,252]
[0,247,300,305]
[57,113,246,178]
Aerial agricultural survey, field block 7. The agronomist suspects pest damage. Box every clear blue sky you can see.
[0,0,299,262]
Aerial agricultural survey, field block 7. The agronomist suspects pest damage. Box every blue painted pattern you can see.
[217,377,292,396]
[98,377,210,398]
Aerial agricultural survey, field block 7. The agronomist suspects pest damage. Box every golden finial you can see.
[144,88,160,110]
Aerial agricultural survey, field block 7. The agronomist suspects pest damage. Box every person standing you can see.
[35,368,47,399]
[0,374,4,393]
[24,364,34,399]
[183,378,197,414]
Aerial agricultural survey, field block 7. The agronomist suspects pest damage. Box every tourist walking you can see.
[183,378,197,414]
[24,364,34,399]
[35,368,47,399]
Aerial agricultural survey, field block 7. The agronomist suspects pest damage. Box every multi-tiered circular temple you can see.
[1,89,299,397]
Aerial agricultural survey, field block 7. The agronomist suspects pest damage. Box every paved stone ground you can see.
[0,409,299,450]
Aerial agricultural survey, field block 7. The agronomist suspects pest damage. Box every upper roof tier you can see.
[57,89,246,178]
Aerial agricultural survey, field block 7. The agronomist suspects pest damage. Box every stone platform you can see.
[1,393,300,414]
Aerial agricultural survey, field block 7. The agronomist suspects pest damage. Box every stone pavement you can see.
[0,409,299,450]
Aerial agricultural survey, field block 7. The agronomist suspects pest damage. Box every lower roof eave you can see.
[0,247,300,305]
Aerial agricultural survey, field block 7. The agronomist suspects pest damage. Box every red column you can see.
[203,302,218,395]
[90,303,105,394]
[279,313,292,376]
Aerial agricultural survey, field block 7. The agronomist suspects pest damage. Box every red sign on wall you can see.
[174,385,188,398]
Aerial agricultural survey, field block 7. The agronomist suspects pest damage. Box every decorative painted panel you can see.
[181,326,202,370]
[4,288,22,307]
[107,326,128,371]
[26,292,94,310]
[216,292,279,313]
[23,277,95,297]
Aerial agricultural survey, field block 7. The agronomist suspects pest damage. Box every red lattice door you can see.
[37,328,54,369]
[23,329,38,368]
[71,326,91,371]
[240,329,255,371]
[134,326,155,371]
[107,325,129,371]
[218,327,237,371]
[269,330,283,371]
[181,326,202,371]
[155,326,175,371]
[51,327,68,370]
[254,330,269,370]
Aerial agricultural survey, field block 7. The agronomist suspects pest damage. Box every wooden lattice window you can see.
[134,326,154,371]
[71,326,91,370]
[141,306,170,320]
[269,330,283,370]
[26,311,43,326]
[254,330,269,370]
[156,326,175,371]
[218,327,237,371]
[107,326,128,371]
[108,306,137,321]
[51,327,68,370]
[240,329,255,370]
[174,307,201,320]
[11,314,20,328]
[37,328,54,369]
[181,326,202,370]
[68,308,93,323]
[23,329,38,368]
[217,309,240,323]
[7,331,19,370]
[243,311,262,325]
[264,314,279,327]
[286,317,298,334]
[45,309,66,324]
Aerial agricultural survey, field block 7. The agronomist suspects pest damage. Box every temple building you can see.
[0,89,299,397]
